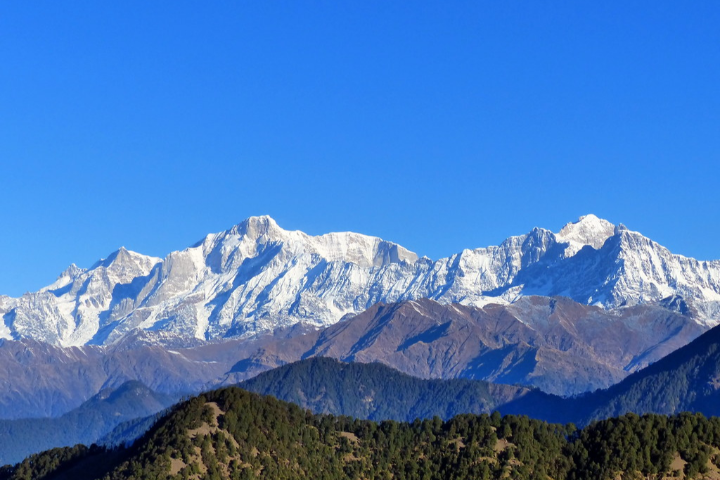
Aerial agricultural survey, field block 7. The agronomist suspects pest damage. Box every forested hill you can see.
[239,357,583,425]
[239,322,720,426]
[5,386,720,480]
[240,357,533,421]
[579,320,720,421]
[235,357,585,426]
[503,321,720,425]
[243,320,720,427]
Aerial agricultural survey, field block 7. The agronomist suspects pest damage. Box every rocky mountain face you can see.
[498,319,720,426]
[1,214,719,347]
[0,331,286,419]
[0,296,703,420]
[242,318,720,428]
[227,297,706,396]
[579,319,720,422]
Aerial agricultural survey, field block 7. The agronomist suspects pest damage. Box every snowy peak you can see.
[372,241,418,267]
[230,215,283,240]
[60,263,85,279]
[215,215,418,269]
[556,214,616,252]
[92,247,160,271]
[3,214,720,347]
[305,232,418,267]
[42,263,87,292]
[92,247,161,284]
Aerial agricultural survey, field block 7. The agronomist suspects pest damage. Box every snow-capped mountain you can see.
[1,214,719,347]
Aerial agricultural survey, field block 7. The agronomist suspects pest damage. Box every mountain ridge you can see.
[0,380,176,466]
[6,384,720,480]
[225,296,706,395]
[2,214,719,347]
[0,295,705,420]
[240,317,720,426]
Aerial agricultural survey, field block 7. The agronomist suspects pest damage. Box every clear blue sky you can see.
[0,2,718,296]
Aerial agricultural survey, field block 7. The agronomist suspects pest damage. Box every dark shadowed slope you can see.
[241,357,533,421]
[0,324,314,419]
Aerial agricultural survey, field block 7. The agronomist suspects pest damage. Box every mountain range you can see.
[244,316,720,429]
[6,381,720,480]
[0,293,706,422]
[6,313,720,468]
[2,214,719,347]
[226,296,706,395]
[0,381,175,466]
[4,214,720,471]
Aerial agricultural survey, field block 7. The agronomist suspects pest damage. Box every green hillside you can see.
[5,386,720,480]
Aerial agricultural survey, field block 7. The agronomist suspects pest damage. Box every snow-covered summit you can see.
[198,215,418,269]
[556,214,616,255]
[242,215,418,267]
[42,263,87,292]
[2,214,719,347]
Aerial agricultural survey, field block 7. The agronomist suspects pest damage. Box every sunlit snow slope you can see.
[1,214,719,346]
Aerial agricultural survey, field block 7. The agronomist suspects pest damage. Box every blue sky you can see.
[0,2,718,296]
